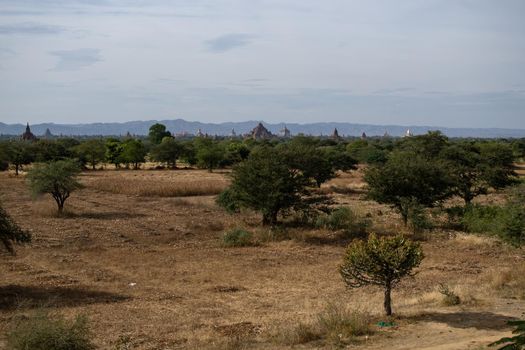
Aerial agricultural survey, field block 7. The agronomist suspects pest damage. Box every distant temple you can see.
[250,122,273,140]
[361,132,367,140]
[405,129,413,137]
[196,128,204,137]
[331,128,340,139]
[230,128,236,137]
[280,125,291,138]
[43,128,53,139]
[21,123,37,141]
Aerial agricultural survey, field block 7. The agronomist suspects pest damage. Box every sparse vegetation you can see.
[222,229,254,247]
[490,320,525,350]
[438,284,461,306]
[0,203,31,253]
[27,159,83,214]
[278,303,371,346]
[340,234,424,316]
[7,311,95,350]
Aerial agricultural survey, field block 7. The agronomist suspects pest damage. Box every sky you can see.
[0,0,524,128]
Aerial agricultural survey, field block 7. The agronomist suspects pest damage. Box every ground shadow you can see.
[408,311,515,330]
[64,211,145,220]
[0,285,130,310]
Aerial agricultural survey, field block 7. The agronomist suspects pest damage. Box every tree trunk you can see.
[262,211,278,226]
[384,283,392,316]
[15,164,19,176]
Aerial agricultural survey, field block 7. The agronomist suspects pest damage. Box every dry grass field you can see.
[0,167,524,349]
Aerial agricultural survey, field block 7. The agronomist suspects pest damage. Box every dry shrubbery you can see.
[488,264,525,299]
[277,303,372,346]
[91,177,227,197]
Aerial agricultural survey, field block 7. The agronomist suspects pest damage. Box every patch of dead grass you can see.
[90,176,228,197]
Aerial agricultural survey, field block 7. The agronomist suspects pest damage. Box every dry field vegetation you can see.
[0,166,524,349]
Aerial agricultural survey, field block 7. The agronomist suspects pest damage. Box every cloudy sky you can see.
[0,0,524,128]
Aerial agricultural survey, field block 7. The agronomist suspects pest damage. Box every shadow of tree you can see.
[0,285,130,310]
[64,211,145,220]
[408,311,515,330]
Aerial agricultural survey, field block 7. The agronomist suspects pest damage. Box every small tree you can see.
[104,139,123,169]
[0,204,31,254]
[148,123,171,145]
[6,140,34,176]
[75,139,106,170]
[195,138,224,172]
[150,137,183,169]
[120,139,146,170]
[364,150,451,225]
[27,160,82,214]
[340,234,424,316]
[218,146,311,225]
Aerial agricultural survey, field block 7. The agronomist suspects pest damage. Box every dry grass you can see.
[487,263,525,299]
[1,168,525,350]
[88,170,229,197]
[275,302,372,346]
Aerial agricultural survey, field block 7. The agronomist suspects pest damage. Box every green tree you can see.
[105,139,123,169]
[27,160,83,214]
[75,139,106,170]
[441,142,518,205]
[279,139,335,187]
[364,150,451,225]
[0,203,31,254]
[150,137,183,168]
[195,138,224,172]
[120,139,146,170]
[340,234,424,316]
[148,123,171,145]
[5,140,34,175]
[218,146,311,225]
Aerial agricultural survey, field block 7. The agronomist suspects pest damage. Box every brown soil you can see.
[0,168,524,349]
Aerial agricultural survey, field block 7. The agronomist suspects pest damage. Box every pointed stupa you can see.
[21,122,37,141]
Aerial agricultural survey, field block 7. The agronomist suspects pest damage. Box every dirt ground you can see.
[0,167,524,349]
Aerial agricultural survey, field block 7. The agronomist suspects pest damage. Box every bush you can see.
[315,207,369,238]
[490,320,525,350]
[462,204,524,246]
[255,226,290,242]
[1,203,31,254]
[279,303,371,346]
[7,311,95,350]
[438,284,461,306]
[316,303,371,343]
[222,229,254,247]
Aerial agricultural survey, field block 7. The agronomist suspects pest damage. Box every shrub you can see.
[340,234,424,316]
[490,320,525,350]
[316,302,371,343]
[0,203,31,254]
[405,199,433,234]
[279,303,371,346]
[438,284,461,306]
[222,229,254,247]
[255,226,290,242]
[462,204,524,246]
[315,207,369,238]
[7,311,95,350]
